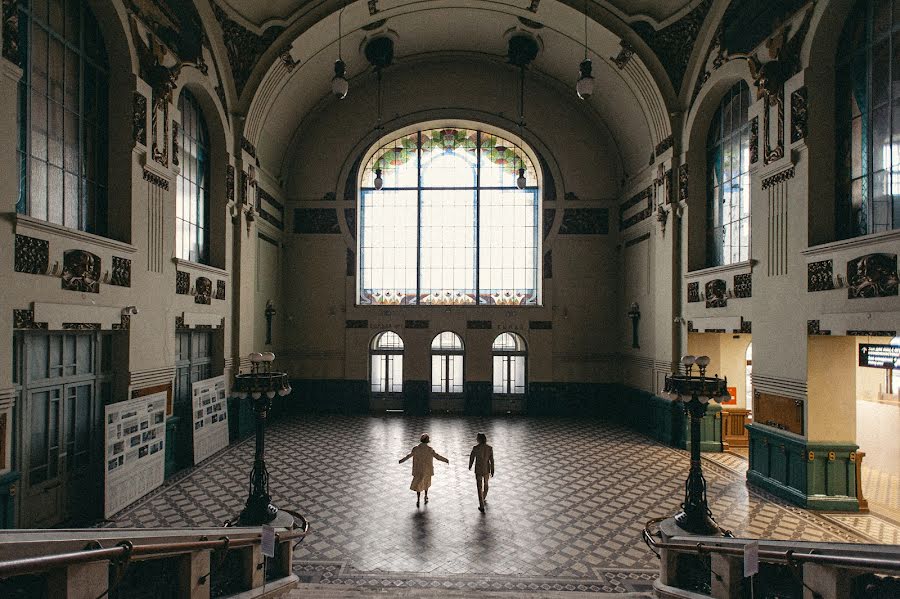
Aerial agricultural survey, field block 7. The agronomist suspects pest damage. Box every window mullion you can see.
[416,130,422,304]
[475,130,481,304]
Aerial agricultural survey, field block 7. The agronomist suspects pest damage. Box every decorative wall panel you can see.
[754,392,804,435]
[194,277,212,305]
[560,208,609,234]
[529,320,552,329]
[176,271,190,295]
[133,93,147,146]
[807,260,834,292]
[466,321,492,329]
[687,281,700,303]
[749,116,759,164]
[619,187,653,231]
[346,320,368,329]
[61,250,100,293]
[678,164,688,203]
[790,86,808,143]
[212,4,284,96]
[293,209,340,234]
[226,165,235,204]
[733,273,752,298]
[215,280,225,300]
[13,309,47,330]
[404,320,429,329]
[14,234,49,274]
[705,279,727,308]
[847,254,898,298]
[111,257,132,287]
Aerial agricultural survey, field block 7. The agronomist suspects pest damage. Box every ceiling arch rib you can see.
[241,0,673,180]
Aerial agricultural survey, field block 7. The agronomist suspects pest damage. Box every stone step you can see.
[285,584,654,598]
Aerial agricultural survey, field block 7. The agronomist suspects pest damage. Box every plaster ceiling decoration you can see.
[241,0,673,182]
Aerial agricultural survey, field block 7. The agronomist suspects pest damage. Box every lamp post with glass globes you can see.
[663,355,732,535]
[232,351,292,525]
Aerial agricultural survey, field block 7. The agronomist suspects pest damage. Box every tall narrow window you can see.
[431,332,464,394]
[836,0,900,238]
[359,126,540,305]
[370,331,404,394]
[706,81,751,266]
[176,90,210,264]
[16,0,110,234]
[492,332,526,395]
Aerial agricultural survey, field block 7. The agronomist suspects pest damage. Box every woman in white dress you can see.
[399,433,450,507]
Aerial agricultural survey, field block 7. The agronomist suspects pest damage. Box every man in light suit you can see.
[468,432,494,513]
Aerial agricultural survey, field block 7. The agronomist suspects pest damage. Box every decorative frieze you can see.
[241,137,257,159]
[654,135,674,157]
[405,320,429,329]
[529,321,552,330]
[687,281,700,303]
[705,279,727,308]
[171,121,180,167]
[847,329,897,337]
[143,169,170,190]
[761,166,795,190]
[543,251,552,279]
[194,277,212,305]
[14,234,49,274]
[847,253,898,298]
[559,208,609,234]
[110,257,132,287]
[226,165,235,204]
[749,117,759,164]
[293,209,340,234]
[611,41,635,69]
[346,320,368,329]
[215,280,226,300]
[62,323,101,330]
[132,93,147,147]
[619,187,653,231]
[61,250,100,293]
[113,315,131,330]
[807,320,830,335]
[790,86,808,143]
[807,260,834,292]
[467,321,492,329]
[678,164,688,203]
[733,273,752,298]
[13,309,47,330]
[176,271,190,295]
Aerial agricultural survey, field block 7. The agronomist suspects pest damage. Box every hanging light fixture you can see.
[365,36,394,191]
[576,1,594,100]
[332,4,349,99]
[508,34,538,190]
[374,168,383,190]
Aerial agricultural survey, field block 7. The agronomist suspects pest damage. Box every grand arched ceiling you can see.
[224,0,680,185]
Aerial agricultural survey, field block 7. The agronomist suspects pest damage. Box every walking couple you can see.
[398,432,495,512]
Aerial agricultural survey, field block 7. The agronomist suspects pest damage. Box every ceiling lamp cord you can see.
[577,0,594,100]
[517,62,527,189]
[332,4,349,99]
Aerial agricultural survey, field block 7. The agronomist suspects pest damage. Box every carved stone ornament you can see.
[143,168,170,190]
[559,208,609,235]
[529,320,552,330]
[62,323,101,330]
[113,314,131,330]
[241,137,257,159]
[111,256,132,287]
[212,4,285,96]
[790,86,808,143]
[133,92,147,147]
[172,121,180,167]
[734,273,752,298]
[176,270,190,295]
[226,165,235,204]
[15,234,49,275]
[194,276,212,305]
[3,0,20,64]
[807,260,834,292]
[61,250,100,293]
[746,7,812,105]
[215,279,226,300]
[749,116,759,164]
[13,309,47,330]
[705,279,727,308]
[761,166,795,190]
[847,253,899,299]
[405,320,429,329]
[687,281,700,303]
[655,135,674,157]
[611,41,635,70]
[678,164,688,203]
[293,209,340,234]
[467,320,492,329]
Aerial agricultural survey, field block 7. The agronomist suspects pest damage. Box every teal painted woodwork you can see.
[681,402,723,452]
[0,472,20,528]
[746,424,859,511]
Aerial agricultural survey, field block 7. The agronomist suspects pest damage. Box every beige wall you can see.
[807,336,857,442]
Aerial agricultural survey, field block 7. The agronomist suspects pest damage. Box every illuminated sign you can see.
[858,344,900,369]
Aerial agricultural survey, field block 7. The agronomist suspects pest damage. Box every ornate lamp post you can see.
[663,355,731,535]
[232,352,292,525]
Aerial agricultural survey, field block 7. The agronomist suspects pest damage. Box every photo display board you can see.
[859,343,900,369]
[192,375,229,464]
[104,392,167,518]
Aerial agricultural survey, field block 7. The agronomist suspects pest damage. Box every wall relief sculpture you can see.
[215,280,226,300]
[194,277,212,305]
[705,279,727,308]
[111,257,132,287]
[847,254,899,299]
[734,273,752,298]
[687,281,700,303]
[14,234,49,274]
[61,250,100,293]
[176,271,190,295]
[807,260,834,292]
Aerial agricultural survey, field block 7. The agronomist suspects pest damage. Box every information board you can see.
[192,375,230,464]
[104,392,167,518]
[859,344,900,369]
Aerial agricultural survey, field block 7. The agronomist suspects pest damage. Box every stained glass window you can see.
[836,0,900,238]
[492,333,526,395]
[431,332,464,394]
[371,331,404,394]
[706,81,751,266]
[176,90,210,263]
[359,127,540,305]
[16,0,109,235]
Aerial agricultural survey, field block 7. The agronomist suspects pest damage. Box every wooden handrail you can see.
[0,520,308,578]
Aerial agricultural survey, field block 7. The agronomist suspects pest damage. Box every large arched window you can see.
[492,332,526,395]
[836,0,900,238]
[370,331,404,394]
[431,332,464,394]
[176,89,210,263]
[706,81,751,266]
[16,0,109,235]
[359,126,540,306]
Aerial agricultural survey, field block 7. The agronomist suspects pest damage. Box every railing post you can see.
[803,563,850,599]
[179,550,211,599]
[242,544,265,590]
[710,553,742,599]
[47,561,108,599]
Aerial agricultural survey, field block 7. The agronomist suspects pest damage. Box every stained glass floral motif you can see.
[359,126,540,306]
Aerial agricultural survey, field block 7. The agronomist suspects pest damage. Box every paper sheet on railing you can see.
[192,375,229,464]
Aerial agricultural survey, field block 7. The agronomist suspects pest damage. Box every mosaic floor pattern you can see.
[108,415,875,593]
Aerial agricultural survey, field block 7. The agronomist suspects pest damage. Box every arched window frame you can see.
[835,0,900,238]
[357,125,542,306]
[492,332,527,395]
[706,81,751,266]
[176,89,211,264]
[370,331,404,394]
[430,332,464,394]
[15,0,110,235]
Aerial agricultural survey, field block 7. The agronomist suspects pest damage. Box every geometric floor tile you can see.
[107,415,876,590]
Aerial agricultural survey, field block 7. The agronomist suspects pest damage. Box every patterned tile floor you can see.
[107,415,880,593]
